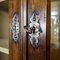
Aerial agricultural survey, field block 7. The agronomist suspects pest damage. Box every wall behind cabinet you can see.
[0,10,9,39]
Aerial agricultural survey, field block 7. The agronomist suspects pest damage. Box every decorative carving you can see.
[12,12,20,42]
[29,11,42,48]
[24,10,43,48]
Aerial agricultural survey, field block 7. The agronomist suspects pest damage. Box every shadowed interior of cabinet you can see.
[0,0,9,60]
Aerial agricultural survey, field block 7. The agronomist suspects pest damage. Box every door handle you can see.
[24,24,42,34]
[24,10,43,48]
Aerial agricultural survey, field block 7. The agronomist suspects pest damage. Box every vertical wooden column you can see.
[9,0,22,60]
[21,0,27,60]
[46,0,51,60]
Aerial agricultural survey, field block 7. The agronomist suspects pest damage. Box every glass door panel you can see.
[51,0,60,60]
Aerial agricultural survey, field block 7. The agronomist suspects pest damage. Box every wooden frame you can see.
[9,0,51,60]
[46,0,51,60]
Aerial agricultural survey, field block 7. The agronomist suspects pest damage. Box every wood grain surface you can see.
[9,0,22,60]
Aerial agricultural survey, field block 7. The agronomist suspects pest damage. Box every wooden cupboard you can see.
[9,0,50,60]
[1,0,60,60]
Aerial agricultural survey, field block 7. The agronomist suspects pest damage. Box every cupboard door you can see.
[22,0,50,60]
[9,0,22,60]
[27,0,47,60]
[9,0,50,60]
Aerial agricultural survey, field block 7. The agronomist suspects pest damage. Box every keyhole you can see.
[32,26,35,33]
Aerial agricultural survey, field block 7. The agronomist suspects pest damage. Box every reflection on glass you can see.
[51,0,60,60]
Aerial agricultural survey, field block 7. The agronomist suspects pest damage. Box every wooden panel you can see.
[46,0,51,60]
[9,0,51,60]
[9,0,22,60]
[21,0,27,60]
[27,0,47,60]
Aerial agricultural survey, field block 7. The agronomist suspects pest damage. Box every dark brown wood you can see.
[22,0,51,60]
[21,0,27,60]
[46,0,51,60]
[28,0,47,60]
[9,0,22,60]
[9,0,51,60]
[22,0,50,60]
